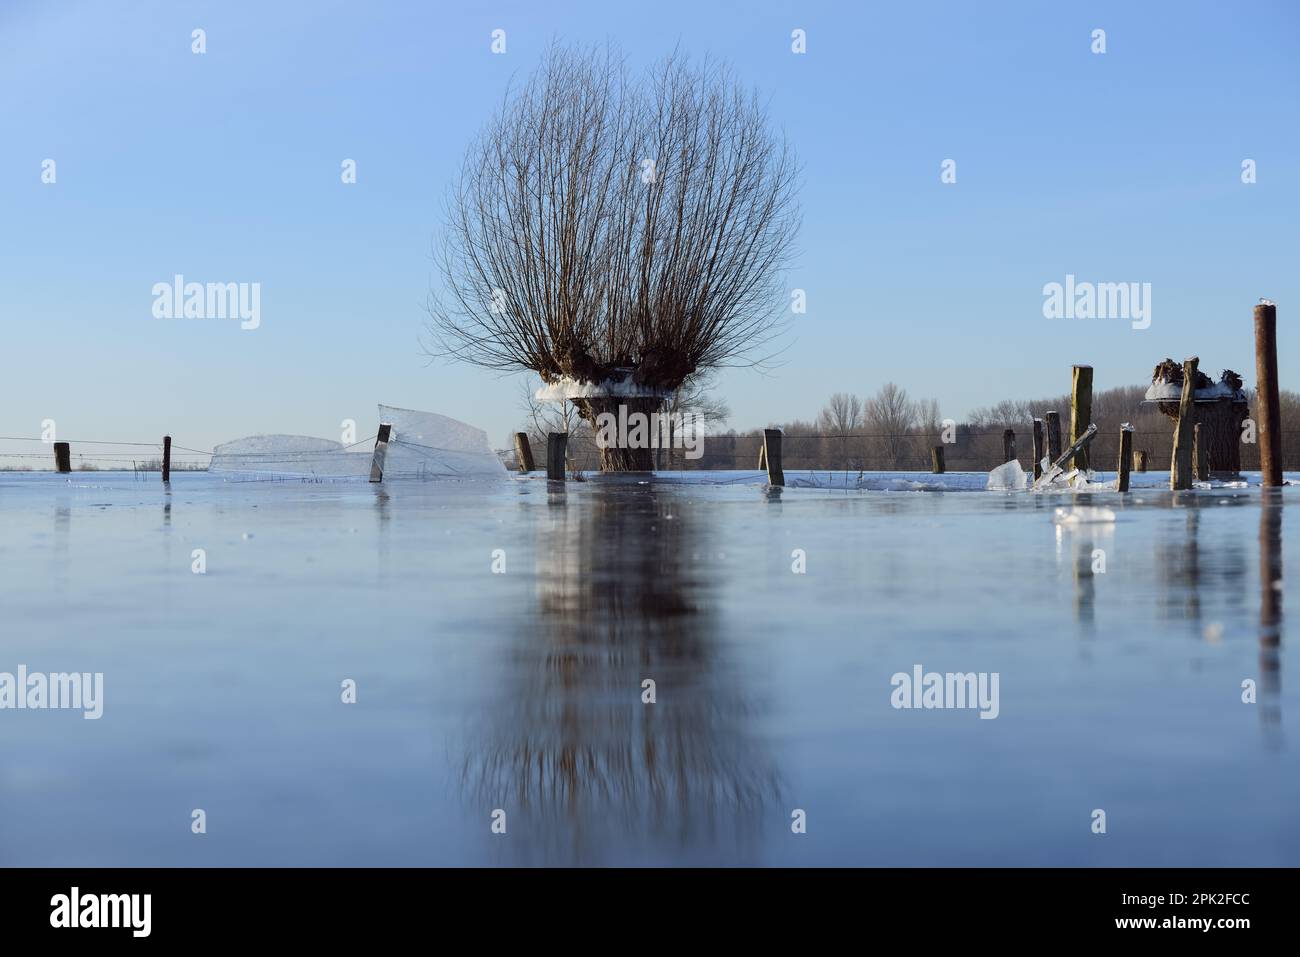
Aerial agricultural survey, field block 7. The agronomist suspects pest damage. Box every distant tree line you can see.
[510,379,1300,473]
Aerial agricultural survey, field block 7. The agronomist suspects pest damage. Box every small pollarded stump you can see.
[1147,360,1249,477]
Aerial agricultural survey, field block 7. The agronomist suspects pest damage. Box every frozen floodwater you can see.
[0,471,1296,866]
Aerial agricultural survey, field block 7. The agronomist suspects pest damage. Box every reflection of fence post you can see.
[1171,356,1199,490]
[1118,426,1133,492]
[369,423,392,483]
[1045,411,1062,463]
[931,445,945,474]
[514,432,534,473]
[1135,449,1147,472]
[162,435,171,483]
[763,430,784,487]
[546,432,568,481]
[1070,366,1093,471]
[1254,302,1282,486]
[54,441,71,473]
[1031,419,1044,480]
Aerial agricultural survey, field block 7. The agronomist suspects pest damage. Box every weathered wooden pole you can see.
[931,445,945,474]
[1031,419,1044,480]
[757,440,766,470]
[546,432,568,481]
[1135,449,1148,472]
[1002,429,1016,464]
[53,441,71,473]
[162,435,172,482]
[1044,411,1062,463]
[1254,302,1282,486]
[1070,366,1093,471]
[1193,423,1210,482]
[1117,425,1133,492]
[369,423,392,483]
[763,429,784,487]
[1171,356,1199,490]
[514,432,534,473]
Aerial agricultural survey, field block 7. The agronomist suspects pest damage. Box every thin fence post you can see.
[763,429,784,487]
[1118,425,1133,492]
[1031,418,1044,480]
[369,423,392,483]
[758,441,766,471]
[514,432,534,473]
[1002,429,1016,464]
[162,435,171,483]
[1070,366,1093,471]
[1171,356,1199,490]
[1135,450,1147,472]
[931,445,945,474]
[1045,411,1062,463]
[546,432,568,481]
[54,441,71,473]
[1254,302,1282,486]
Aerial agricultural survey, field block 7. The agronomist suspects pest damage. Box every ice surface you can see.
[1,471,1295,867]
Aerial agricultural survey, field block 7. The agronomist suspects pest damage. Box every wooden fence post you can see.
[1135,449,1147,472]
[1003,429,1016,464]
[546,432,568,480]
[162,435,171,483]
[1045,411,1063,463]
[758,441,766,470]
[514,432,534,473]
[763,429,784,487]
[1254,302,1282,486]
[1118,426,1133,492]
[1171,356,1199,490]
[931,445,945,474]
[54,441,71,473]
[1193,423,1210,482]
[1031,419,1044,480]
[369,423,392,483]
[1070,365,1093,471]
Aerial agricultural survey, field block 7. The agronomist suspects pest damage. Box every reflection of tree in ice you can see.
[460,485,780,863]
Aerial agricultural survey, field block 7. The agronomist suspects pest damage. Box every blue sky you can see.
[2,0,1296,452]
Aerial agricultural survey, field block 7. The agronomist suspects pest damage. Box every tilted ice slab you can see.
[210,404,506,480]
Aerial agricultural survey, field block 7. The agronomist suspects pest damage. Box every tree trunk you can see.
[1199,399,1249,476]
[572,396,664,471]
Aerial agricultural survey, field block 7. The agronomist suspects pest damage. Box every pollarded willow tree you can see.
[426,44,800,470]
